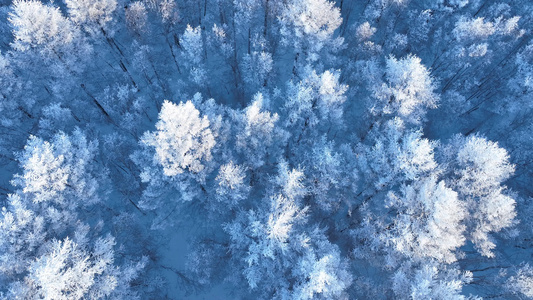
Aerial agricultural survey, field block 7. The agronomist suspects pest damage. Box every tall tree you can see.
[132,100,216,227]
[64,0,118,36]
[9,0,91,77]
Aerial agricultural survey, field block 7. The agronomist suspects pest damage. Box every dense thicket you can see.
[1,0,533,299]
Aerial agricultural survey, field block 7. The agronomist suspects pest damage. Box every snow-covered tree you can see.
[372,55,438,125]
[292,243,352,300]
[6,234,146,299]
[125,2,148,35]
[0,51,21,129]
[302,137,356,211]
[382,176,467,264]
[0,130,144,298]
[284,68,348,148]
[270,160,307,204]
[214,161,249,207]
[0,194,46,276]
[279,0,343,62]
[224,190,352,299]
[241,48,273,92]
[359,118,438,191]
[9,0,91,74]
[392,262,474,300]
[12,129,102,209]
[132,100,216,227]
[144,0,179,24]
[0,130,103,275]
[138,100,215,179]
[507,264,533,298]
[445,135,517,257]
[64,0,118,36]
[180,25,207,87]
[235,93,286,169]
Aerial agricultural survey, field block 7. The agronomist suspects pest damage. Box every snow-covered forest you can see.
[1,0,533,298]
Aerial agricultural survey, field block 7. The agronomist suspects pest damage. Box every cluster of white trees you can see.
[0,130,146,298]
[0,0,532,299]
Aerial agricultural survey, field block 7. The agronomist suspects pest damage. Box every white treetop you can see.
[141,100,215,177]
